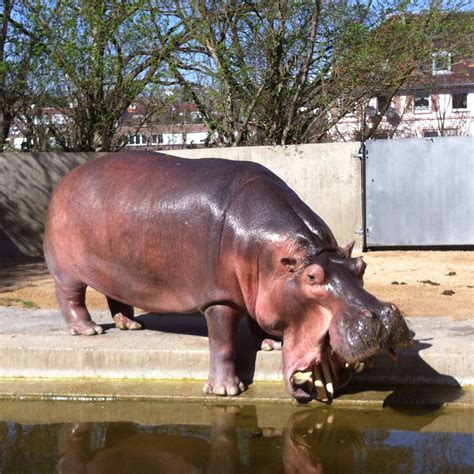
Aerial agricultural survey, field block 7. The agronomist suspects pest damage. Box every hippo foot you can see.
[69,320,104,336]
[261,338,282,351]
[112,313,142,330]
[203,376,246,396]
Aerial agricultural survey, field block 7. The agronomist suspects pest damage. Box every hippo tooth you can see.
[354,362,365,373]
[293,371,313,385]
[344,362,350,368]
[327,414,334,424]
[314,366,328,401]
[321,362,334,398]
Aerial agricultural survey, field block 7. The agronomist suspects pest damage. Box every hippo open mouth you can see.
[292,359,366,398]
[289,348,366,402]
[288,311,414,402]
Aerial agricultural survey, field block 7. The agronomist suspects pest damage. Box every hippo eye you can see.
[269,320,286,332]
[305,264,325,285]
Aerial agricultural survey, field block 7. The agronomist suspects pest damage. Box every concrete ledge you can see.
[0,378,472,414]
[1,390,472,430]
[0,376,471,409]
[0,309,472,390]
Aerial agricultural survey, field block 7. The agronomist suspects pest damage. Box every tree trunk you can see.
[0,111,13,151]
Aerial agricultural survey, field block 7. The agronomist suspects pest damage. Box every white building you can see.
[123,123,211,150]
[331,56,474,141]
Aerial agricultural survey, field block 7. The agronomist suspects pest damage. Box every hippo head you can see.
[255,241,414,401]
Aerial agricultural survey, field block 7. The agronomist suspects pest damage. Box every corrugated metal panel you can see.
[365,137,474,247]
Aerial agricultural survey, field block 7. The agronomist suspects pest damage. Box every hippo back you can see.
[44,151,336,313]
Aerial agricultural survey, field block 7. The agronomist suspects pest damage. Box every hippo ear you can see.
[340,241,355,259]
[349,256,367,278]
[281,257,297,272]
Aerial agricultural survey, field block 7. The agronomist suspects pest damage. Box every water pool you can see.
[0,401,472,473]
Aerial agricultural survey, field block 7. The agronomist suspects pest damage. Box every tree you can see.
[21,0,185,151]
[171,0,473,146]
[0,1,44,151]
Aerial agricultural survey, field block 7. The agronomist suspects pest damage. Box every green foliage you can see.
[0,297,39,309]
[17,0,185,151]
[1,0,472,149]
[172,0,473,145]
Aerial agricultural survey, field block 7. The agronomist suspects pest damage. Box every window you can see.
[151,134,164,145]
[129,135,142,145]
[423,130,439,138]
[376,96,388,113]
[414,92,430,112]
[443,129,458,136]
[452,93,467,110]
[432,52,451,75]
[373,131,389,140]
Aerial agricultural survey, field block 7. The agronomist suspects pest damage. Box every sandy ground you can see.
[0,251,472,318]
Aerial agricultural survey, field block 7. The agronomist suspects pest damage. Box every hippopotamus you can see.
[44,151,413,401]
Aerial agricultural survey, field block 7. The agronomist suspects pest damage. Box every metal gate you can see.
[364,137,474,247]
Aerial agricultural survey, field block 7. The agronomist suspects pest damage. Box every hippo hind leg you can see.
[247,316,283,351]
[54,280,104,336]
[106,297,142,330]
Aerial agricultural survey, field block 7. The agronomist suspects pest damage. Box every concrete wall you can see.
[0,152,101,256]
[171,143,363,249]
[0,143,362,257]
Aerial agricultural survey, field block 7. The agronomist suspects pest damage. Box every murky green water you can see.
[0,401,473,473]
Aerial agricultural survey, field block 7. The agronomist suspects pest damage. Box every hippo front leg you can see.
[203,305,246,396]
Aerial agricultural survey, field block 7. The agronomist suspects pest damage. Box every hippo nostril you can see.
[360,308,374,318]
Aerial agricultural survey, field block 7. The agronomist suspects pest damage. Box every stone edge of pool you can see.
[0,309,472,409]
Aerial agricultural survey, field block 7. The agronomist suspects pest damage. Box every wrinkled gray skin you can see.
[44,152,413,400]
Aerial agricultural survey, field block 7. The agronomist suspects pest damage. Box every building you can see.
[120,123,210,150]
[332,56,474,140]
[6,97,212,151]
[118,100,212,150]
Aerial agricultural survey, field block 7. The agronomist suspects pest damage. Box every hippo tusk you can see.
[313,365,328,401]
[321,362,334,399]
[293,371,313,385]
[354,362,365,373]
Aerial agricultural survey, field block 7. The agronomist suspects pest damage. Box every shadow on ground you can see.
[0,256,50,291]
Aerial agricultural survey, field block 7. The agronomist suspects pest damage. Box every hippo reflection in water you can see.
[44,152,413,401]
[57,409,356,473]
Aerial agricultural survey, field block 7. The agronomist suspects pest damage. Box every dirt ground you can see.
[0,251,472,318]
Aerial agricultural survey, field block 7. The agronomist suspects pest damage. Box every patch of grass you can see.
[22,300,39,309]
[0,296,39,309]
